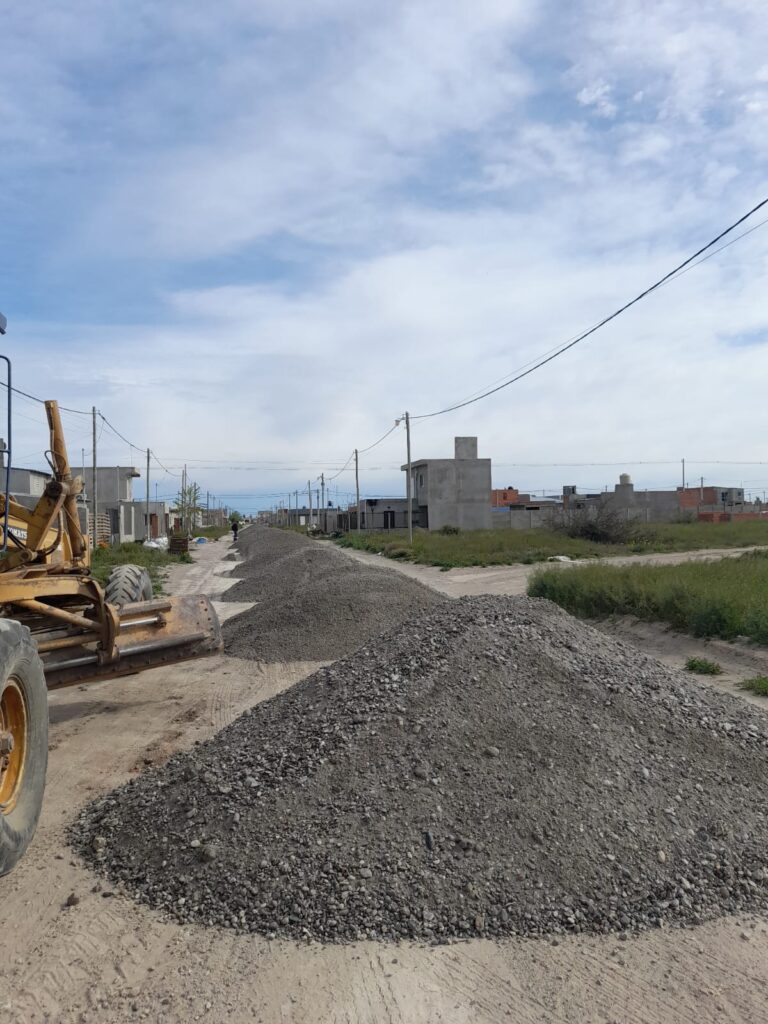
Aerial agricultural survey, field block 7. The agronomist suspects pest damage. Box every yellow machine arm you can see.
[0,401,86,573]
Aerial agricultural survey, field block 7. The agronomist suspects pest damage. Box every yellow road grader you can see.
[0,313,221,874]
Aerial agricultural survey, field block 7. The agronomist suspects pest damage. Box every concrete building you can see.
[80,465,141,506]
[404,436,492,531]
[563,474,750,523]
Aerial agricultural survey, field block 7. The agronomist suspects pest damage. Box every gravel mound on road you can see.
[221,527,444,662]
[74,595,768,944]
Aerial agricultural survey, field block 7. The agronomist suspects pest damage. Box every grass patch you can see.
[528,550,768,644]
[91,543,192,594]
[685,657,723,675]
[336,529,628,568]
[739,676,768,696]
[194,526,231,541]
[335,520,768,569]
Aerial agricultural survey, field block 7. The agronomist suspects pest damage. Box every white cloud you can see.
[576,81,618,118]
[4,0,768,509]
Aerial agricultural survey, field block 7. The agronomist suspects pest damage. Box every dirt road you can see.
[3,533,768,1024]
[331,541,766,598]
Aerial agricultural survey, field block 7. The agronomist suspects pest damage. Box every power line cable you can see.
[326,451,355,481]
[412,195,768,420]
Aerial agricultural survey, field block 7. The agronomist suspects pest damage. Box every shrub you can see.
[685,657,723,675]
[739,676,768,696]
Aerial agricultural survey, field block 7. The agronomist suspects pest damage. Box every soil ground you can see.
[3,530,768,1024]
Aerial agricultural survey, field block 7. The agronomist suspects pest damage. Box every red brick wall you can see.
[679,486,719,509]
[491,488,520,507]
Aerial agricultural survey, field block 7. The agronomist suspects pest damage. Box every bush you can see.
[739,676,768,696]
[685,657,723,675]
[439,525,460,535]
[551,502,648,545]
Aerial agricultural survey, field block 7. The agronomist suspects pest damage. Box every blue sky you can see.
[2,0,768,511]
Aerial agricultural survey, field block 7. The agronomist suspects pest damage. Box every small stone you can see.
[64,892,80,908]
[657,850,667,864]
[413,767,428,780]
[740,931,751,941]
[641,767,650,780]
[359,868,372,879]
[484,746,501,758]
[190,839,201,849]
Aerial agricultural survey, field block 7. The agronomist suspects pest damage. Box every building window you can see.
[419,473,424,487]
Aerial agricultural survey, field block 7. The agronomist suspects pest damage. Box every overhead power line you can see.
[412,195,768,420]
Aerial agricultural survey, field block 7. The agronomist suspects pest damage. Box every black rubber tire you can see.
[104,564,153,606]
[0,620,48,876]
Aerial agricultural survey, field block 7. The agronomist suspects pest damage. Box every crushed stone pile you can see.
[73,596,768,944]
[221,527,444,662]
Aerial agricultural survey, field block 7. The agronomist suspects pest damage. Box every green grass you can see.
[335,520,768,569]
[739,676,768,696]
[91,543,192,594]
[528,550,768,644]
[685,656,723,675]
[194,526,231,540]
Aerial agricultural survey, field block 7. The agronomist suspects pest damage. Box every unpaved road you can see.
[2,533,768,1024]
[331,541,766,598]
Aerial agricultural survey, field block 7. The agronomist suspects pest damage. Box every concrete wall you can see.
[8,468,48,497]
[408,436,492,531]
[125,501,171,541]
[80,466,140,506]
[492,508,554,530]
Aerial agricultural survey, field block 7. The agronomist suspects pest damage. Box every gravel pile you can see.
[221,527,443,662]
[74,596,768,943]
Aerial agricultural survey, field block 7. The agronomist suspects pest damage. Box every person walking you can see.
[231,519,239,542]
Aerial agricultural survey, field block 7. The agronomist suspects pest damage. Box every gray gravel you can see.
[73,595,768,943]
[221,527,444,662]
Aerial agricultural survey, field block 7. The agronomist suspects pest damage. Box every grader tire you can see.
[104,564,153,606]
[0,620,48,876]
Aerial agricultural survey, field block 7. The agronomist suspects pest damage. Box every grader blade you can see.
[40,595,223,690]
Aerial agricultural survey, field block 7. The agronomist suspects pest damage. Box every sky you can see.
[2,0,768,512]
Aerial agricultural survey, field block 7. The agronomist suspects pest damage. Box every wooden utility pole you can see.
[145,448,151,541]
[91,406,97,549]
[681,458,685,491]
[354,448,361,533]
[307,480,312,530]
[320,472,325,532]
[405,411,413,545]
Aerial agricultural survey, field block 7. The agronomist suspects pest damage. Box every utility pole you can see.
[320,472,325,532]
[354,448,361,533]
[700,476,704,502]
[405,411,412,545]
[146,448,150,541]
[206,490,210,527]
[91,406,98,549]
[81,447,85,481]
[681,458,685,491]
[308,480,312,530]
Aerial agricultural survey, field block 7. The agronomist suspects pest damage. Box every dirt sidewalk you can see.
[2,532,768,1023]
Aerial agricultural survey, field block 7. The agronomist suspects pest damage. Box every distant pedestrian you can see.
[231,519,239,542]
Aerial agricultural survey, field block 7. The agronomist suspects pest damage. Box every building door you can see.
[382,510,395,530]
